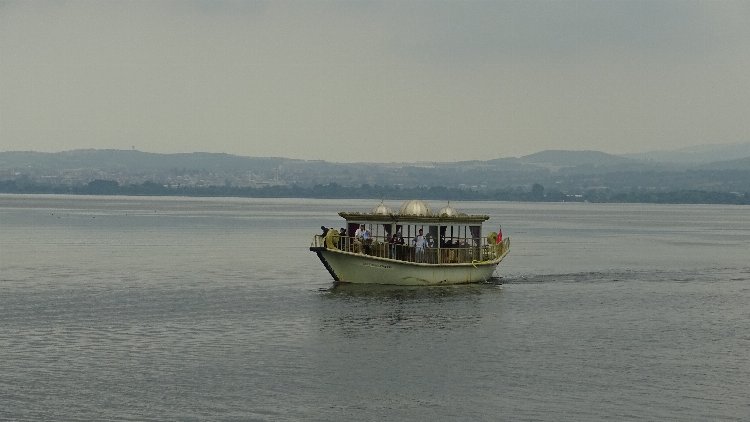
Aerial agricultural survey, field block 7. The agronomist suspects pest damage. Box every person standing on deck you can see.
[413,228,427,262]
[496,226,503,243]
[354,224,365,253]
[338,227,347,250]
[362,225,372,254]
[391,229,404,260]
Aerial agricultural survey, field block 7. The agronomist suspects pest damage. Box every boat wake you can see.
[500,266,750,284]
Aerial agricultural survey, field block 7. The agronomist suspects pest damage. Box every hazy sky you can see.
[1,0,749,162]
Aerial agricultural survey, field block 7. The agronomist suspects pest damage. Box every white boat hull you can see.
[313,248,502,285]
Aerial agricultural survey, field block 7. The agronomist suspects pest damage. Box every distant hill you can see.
[521,150,633,167]
[623,142,750,163]
[0,149,291,172]
[699,156,750,170]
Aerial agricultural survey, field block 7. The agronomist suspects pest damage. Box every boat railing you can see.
[312,234,509,264]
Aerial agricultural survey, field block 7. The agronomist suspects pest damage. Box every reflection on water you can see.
[322,281,496,298]
[316,282,502,337]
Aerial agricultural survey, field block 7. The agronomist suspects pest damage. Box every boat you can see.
[310,200,510,285]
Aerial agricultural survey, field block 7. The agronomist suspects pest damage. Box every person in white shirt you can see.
[413,228,427,262]
[354,224,365,253]
[354,224,364,239]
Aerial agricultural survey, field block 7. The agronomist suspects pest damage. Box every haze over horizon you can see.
[2,1,749,163]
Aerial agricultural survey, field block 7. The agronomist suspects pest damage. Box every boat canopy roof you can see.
[339,212,489,224]
[339,199,489,224]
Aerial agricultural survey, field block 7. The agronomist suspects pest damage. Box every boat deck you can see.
[311,235,509,265]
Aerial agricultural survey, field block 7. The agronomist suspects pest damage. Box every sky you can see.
[1,0,749,163]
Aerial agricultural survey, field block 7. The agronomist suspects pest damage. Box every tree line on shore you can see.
[0,179,747,205]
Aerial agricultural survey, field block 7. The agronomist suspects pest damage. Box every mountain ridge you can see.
[1,146,749,198]
[5,143,749,167]
[622,142,750,163]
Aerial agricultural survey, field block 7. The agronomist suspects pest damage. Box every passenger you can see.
[392,229,404,260]
[387,232,395,258]
[320,226,329,248]
[362,225,372,255]
[413,228,427,262]
[354,224,365,253]
[354,224,364,239]
[338,227,347,250]
[445,239,456,262]
[440,236,450,262]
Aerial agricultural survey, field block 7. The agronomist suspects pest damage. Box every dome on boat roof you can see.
[438,202,459,217]
[399,199,432,216]
[371,201,393,215]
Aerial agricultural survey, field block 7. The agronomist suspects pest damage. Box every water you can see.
[1,195,748,421]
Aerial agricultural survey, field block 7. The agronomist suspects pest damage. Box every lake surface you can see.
[1,194,748,421]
